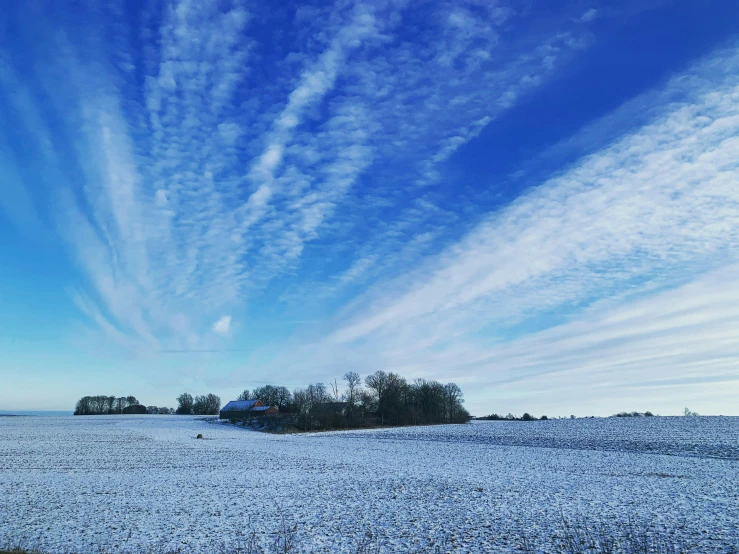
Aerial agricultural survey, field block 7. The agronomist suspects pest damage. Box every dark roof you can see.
[221,400,258,412]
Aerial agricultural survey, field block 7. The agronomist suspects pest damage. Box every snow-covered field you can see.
[1,416,737,552]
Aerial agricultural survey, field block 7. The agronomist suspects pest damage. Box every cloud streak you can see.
[264,44,739,415]
[1,0,596,352]
[4,1,737,415]
[328,46,739,346]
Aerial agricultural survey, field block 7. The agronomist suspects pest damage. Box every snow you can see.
[1,416,737,552]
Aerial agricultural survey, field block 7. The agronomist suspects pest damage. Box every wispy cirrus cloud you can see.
[264,44,739,414]
[327,46,739,345]
[1,0,598,353]
[2,1,738,415]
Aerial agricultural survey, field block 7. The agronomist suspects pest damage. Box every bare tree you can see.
[443,383,464,423]
[192,393,220,415]
[237,389,252,401]
[274,386,292,410]
[343,372,362,426]
[365,371,388,423]
[176,393,194,415]
[292,388,312,430]
[330,379,340,402]
[307,383,329,405]
[204,393,221,414]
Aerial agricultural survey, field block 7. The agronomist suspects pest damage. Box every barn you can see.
[219,399,278,419]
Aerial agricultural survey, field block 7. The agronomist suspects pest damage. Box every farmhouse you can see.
[219,399,278,420]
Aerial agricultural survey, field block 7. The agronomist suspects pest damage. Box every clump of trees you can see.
[476,413,548,421]
[233,371,469,431]
[237,386,292,410]
[74,395,138,415]
[146,406,174,414]
[175,393,221,415]
[614,411,655,417]
[73,395,173,415]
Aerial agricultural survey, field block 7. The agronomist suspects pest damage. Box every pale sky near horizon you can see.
[1,1,739,416]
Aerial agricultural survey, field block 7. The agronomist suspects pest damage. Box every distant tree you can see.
[192,393,221,415]
[343,372,362,426]
[644,411,654,417]
[146,406,159,415]
[292,388,312,430]
[208,394,221,414]
[384,373,408,425]
[540,415,548,420]
[506,413,515,420]
[254,385,280,407]
[443,383,464,423]
[204,393,221,415]
[176,393,194,415]
[570,415,576,419]
[237,389,252,401]
[73,395,146,415]
[193,395,204,415]
[307,383,330,405]
[365,371,395,424]
[230,372,470,431]
[74,397,90,416]
[684,407,699,417]
[522,413,534,421]
[329,378,341,402]
[113,398,122,412]
[274,386,292,410]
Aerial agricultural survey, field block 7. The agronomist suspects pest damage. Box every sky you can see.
[1,0,739,417]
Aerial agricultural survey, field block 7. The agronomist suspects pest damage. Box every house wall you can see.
[219,410,253,419]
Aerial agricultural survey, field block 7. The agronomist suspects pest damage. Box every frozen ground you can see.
[1,416,738,552]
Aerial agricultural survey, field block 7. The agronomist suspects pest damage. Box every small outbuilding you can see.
[219,399,278,419]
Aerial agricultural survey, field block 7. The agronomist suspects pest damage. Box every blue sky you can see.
[2,0,739,416]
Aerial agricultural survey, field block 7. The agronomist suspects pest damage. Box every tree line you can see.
[73,395,166,415]
[74,395,137,415]
[232,371,470,431]
[476,412,548,421]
